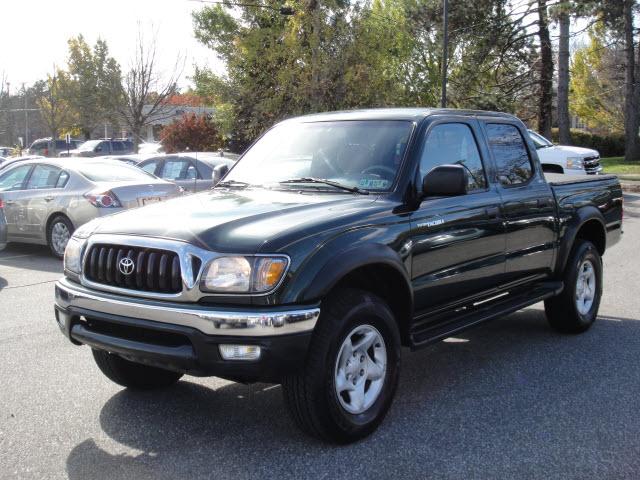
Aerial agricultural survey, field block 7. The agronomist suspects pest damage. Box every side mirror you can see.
[212,164,229,185]
[422,164,468,197]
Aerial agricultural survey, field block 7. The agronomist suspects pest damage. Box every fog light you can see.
[219,344,261,361]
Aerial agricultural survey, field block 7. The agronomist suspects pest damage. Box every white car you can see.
[528,130,602,175]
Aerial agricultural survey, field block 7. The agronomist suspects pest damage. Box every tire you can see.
[282,288,401,443]
[544,239,603,333]
[47,215,74,259]
[92,349,183,390]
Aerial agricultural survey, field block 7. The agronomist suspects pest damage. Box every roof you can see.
[283,107,519,123]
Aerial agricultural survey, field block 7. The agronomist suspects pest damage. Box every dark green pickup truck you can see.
[54,108,623,443]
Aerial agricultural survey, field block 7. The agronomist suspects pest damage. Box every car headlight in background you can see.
[566,157,585,170]
[201,256,289,293]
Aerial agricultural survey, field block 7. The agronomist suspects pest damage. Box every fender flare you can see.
[298,243,413,307]
[556,206,606,274]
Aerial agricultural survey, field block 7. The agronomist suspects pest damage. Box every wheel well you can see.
[575,219,606,255]
[45,213,72,239]
[330,264,412,345]
[541,163,564,174]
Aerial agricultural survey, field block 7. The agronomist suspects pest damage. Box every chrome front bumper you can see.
[55,277,320,337]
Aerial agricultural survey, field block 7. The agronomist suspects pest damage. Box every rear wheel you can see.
[282,288,401,443]
[544,239,602,333]
[47,215,74,259]
[92,349,183,390]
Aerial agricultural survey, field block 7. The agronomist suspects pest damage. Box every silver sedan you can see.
[0,159,183,257]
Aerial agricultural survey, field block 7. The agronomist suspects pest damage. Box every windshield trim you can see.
[224,119,418,195]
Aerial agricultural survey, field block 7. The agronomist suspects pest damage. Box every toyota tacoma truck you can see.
[54,109,623,443]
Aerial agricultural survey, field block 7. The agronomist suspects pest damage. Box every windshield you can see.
[225,120,413,192]
[528,130,553,149]
[78,140,102,151]
[76,162,157,182]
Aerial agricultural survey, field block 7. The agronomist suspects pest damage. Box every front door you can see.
[23,164,69,239]
[0,165,34,238]
[410,120,506,315]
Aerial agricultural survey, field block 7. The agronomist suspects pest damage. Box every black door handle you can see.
[537,198,551,208]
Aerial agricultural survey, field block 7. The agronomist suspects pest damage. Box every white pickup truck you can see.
[528,130,603,175]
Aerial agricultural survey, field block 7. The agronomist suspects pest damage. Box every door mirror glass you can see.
[422,164,468,197]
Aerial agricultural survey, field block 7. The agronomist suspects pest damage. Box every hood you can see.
[90,188,379,253]
[549,145,599,157]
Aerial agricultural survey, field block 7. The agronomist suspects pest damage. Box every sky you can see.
[0,0,224,92]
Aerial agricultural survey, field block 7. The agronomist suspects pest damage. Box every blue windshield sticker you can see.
[358,178,391,189]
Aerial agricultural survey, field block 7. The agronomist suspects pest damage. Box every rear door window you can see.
[161,159,190,180]
[486,123,534,185]
[26,164,62,189]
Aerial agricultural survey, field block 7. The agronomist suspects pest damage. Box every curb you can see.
[621,183,640,193]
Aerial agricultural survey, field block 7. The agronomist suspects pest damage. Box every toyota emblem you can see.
[118,257,135,275]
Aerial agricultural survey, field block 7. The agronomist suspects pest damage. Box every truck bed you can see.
[544,172,617,185]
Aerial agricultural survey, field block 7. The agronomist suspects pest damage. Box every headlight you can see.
[63,237,85,274]
[200,256,289,293]
[566,157,584,170]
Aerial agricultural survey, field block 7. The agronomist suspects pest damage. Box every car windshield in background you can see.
[225,120,414,192]
[77,163,156,182]
[529,131,553,149]
[78,140,102,151]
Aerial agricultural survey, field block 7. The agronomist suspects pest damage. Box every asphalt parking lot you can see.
[1,195,640,479]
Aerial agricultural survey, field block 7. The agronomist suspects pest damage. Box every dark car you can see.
[137,152,238,192]
[59,139,134,158]
[54,108,622,443]
[28,138,81,157]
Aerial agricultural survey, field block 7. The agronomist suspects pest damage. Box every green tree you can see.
[570,25,624,134]
[65,35,122,139]
[33,70,76,153]
[192,0,540,147]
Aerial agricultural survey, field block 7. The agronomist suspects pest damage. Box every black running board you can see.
[409,281,563,349]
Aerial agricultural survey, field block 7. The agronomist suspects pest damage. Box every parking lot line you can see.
[0,253,37,261]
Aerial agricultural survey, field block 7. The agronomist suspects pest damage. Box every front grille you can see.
[583,155,601,174]
[84,244,182,293]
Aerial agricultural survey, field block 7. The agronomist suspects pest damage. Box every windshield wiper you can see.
[215,180,251,189]
[279,177,369,195]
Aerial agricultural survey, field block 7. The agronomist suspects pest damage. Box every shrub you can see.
[160,114,224,154]
[550,128,625,157]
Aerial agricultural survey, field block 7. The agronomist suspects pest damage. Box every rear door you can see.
[482,121,556,284]
[0,165,34,238]
[410,119,506,314]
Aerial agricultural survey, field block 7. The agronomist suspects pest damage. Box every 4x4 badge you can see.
[118,257,135,275]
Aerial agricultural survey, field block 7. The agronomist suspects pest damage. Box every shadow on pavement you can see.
[0,243,62,276]
[66,309,640,479]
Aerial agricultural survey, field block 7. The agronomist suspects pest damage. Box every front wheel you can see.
[92,349,183,390]
[544,239,603,333]
[282,289,401,443]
